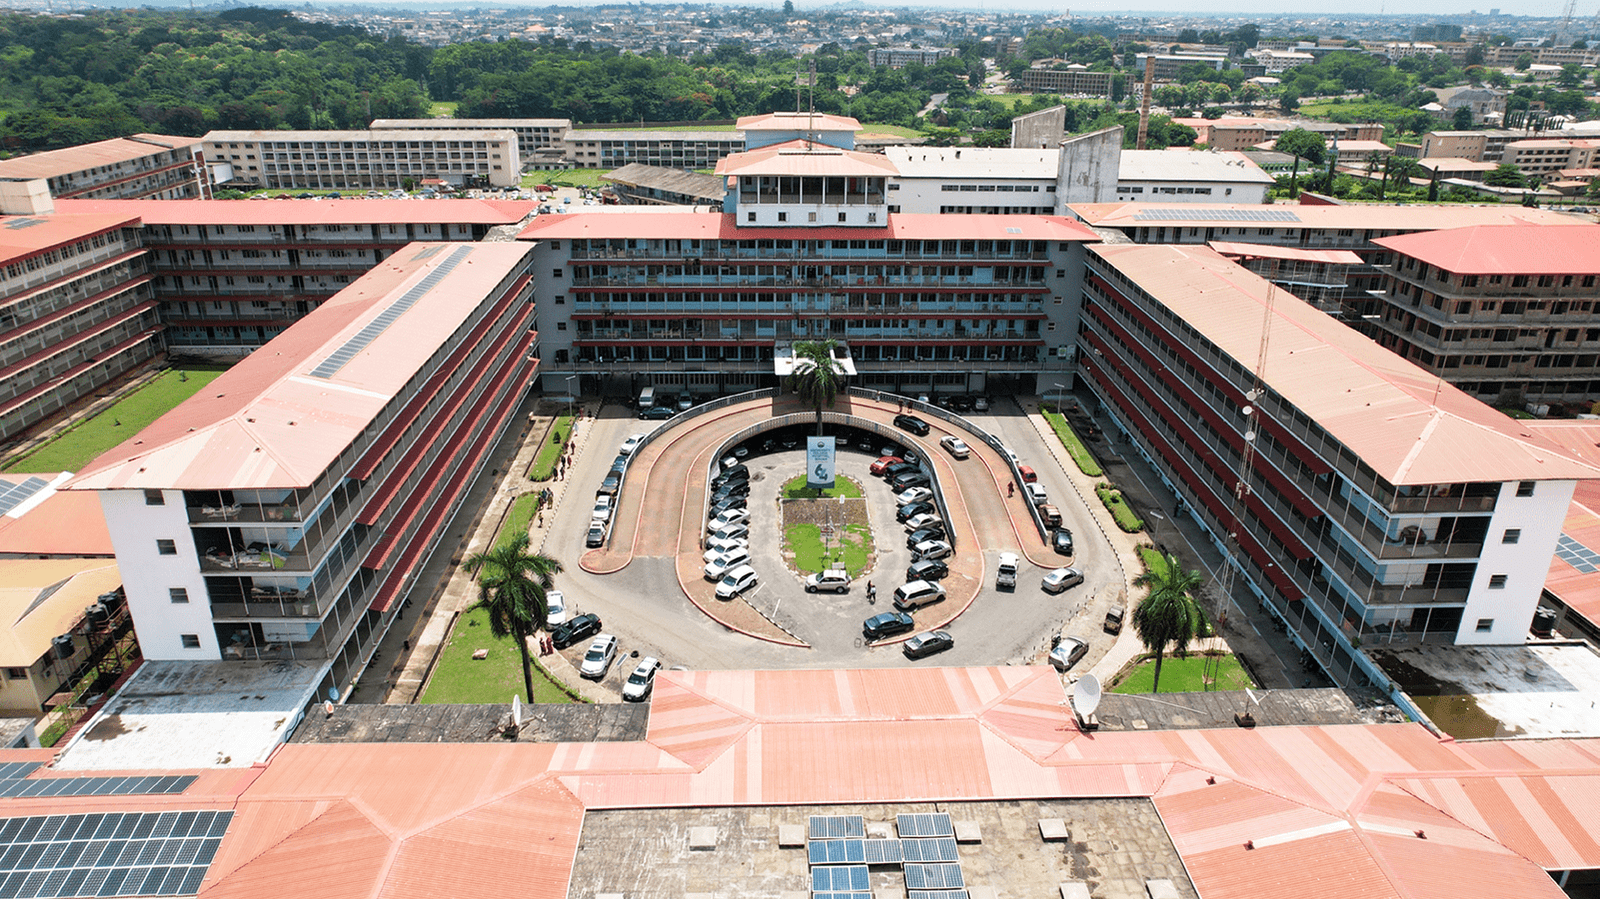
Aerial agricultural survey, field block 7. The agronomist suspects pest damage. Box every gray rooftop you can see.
[602,163,726,201]
[290,700,650,743]
[1090,687,1388,731]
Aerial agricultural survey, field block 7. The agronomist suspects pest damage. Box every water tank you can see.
[85,603,109,627]
[99,591,125,613]
[52,635,75,661]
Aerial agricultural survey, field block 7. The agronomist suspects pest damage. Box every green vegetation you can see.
[421,607,582,704]
[787,339,845,432]
[465,533,563,704]
[497,493,543,551]
[857,122,925,137]
[427,101,458,117]
[1137,547,1213,638]
[1040,408,1102,477]
[5,367,226,473]
[781,474,863,499]
[1111,652,1253,694]
[1132,548,1209,693]
[1096,484,1144,533]
[785,521,872,576]
[523,169,613,189]
[528,414,574,482]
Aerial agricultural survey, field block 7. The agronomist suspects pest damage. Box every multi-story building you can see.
[1418,129,1524,163]
[1244,49,1316,73]
[1173,118,1385,153]
[1113,151,1274,204]
[0,210,158,441]
[1504,138,1600,182]
[0,135,208,203]
[736,112,859,152]
[517,143,1098,399]
[1011,68,1114,98]
[1366,224,1600,403]
[1132,54,1225,81]
[562,130,745,169]
[1078,242,1598,689]
[203,129,521,190]
[369,118,571,164]
[867,46,955,68]
[55,198,536,355]
[884,147,1059,215]
[70,241,540,701]
[1429,87,1508,125]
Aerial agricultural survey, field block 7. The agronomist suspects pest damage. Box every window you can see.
[747,212,756,223]
[4,668,26,680]
[156,539,177,555]
[838,213,847,223]
[1488,574,1508,589]
[1516,481,1536,497]
[169,588,189,604]
[1502,528,1521,544]
[180,634,201,649]
[143,490,164,506]
[555,295,565,305]
[1475,618,1495,633]
[777,212,787,222]
[552,268,563,278]
[556,321,567,331]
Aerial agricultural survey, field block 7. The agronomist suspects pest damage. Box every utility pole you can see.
[1136,56,1155,150]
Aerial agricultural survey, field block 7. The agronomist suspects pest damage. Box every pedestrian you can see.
[867,581,876,601]
[1008,482,1015,498]
[402,639,410,651]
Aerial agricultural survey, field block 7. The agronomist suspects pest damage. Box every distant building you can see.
[1430,87,1508,126]
[1418,129,1524,163]
[1011,68,1114,98]
[203,129,521,190]
[1504,139,1600,182]
[370,118,571,164]
[0,135,208,205]
[867,47,955,68]
[1114,150,1275,204]
[1245,49,1316,74]
[562,130,745,170]
[735,112,860,152]
[884,147,1058,215]
[1174,118,1385,152]
[1132,54,1225,81]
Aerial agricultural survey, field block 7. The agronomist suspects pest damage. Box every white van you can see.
[637,386,657,409]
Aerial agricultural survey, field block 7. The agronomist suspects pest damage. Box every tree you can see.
[787,339,846,433]
[783,0,795,14]
[1514,52,1533,71]
[1131,552,1206,694]
[1452,105,1474,130]
[466,534,562,705]
[1274,127,1326,165]
[1485,163,1527,189]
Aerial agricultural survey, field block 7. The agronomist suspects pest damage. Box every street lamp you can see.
[564,375,576,420]
[1052,381,1068,408]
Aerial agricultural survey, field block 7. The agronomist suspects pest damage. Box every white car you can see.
[709,508,750,529]
[904,512,943,532]
[939,435,970,459]
[703,546,752,580]
[1024,483,1048,506]
[1042,567,1085,594]
[621,657,661,702]
[892,579,946,610]
[896,486,934,505]
[1049,637,1089,671]
[912,539,953,561]
[720,454,740,470]
[704,535,749,556]
[716,564,759,599]
[592,496,614,523]
[973,397,990,411]
[707,520,750,541]
[545,590,568,626]
[579,634,618,680]
[619,434,646,457]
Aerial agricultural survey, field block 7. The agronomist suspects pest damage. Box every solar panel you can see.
[810,865,869,892]
[862,838,903,865]
[1130,207,1301,224]
[900,837,958,862]
[909,891,970,899]
[1555,534,1600,573]
[904,863,965,890]
[896,813,954,838]
[0,811,230,898]
[811,893,871,899]
[0,776,196,800]
[3,220,46,231]
[808,815,866,840]
[0,478,49,516]
[308,245,473,380]
[807,840,865,865]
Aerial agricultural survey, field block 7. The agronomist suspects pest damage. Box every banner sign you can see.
[806,436,836,489]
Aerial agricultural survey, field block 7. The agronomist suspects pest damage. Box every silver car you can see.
[621,657,661,702]
[579,634,618,680]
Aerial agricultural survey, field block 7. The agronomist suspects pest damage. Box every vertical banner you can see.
[806,436,836,489]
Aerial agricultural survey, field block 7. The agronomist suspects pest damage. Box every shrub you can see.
[1096,483,1145,532]
[1040,407,1102,477]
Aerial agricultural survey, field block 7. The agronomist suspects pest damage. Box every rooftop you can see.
[600,163,725,201]
[0,472,113,557]
[0,558,119,668]
[1373,224,1600,275]
[1089,243,1600,484]
[517,211,1101,243]
[54,197,538,227]
[565,129,740,142]
[68,241,535,491]
[1208,241,1364,265]
[204,128,518,142]
[0,212,142,268]
[1069,201,1584,232]
[1543,480,1600,632]
[1369,642,1600,739]
[885,146,1057,180]
[0,135,198,181]
[289,701,649,744]
[715,140,899,178]
[368,117,570,128]
[1118,150,1276,185]
[735,111,862,132]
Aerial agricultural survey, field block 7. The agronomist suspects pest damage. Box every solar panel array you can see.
[806,814,968,897]
[1130,208,1301,223]
[809,840,864,865]
[0,478,49,516]
[864,839,904,865]
[808,815,865,840]
[811,866,869,892]
[909,891,971,899]
[1555,534,1600,573]
[900,838,958,863]
[3,219,46,231]
[904,864,965,890]
[0,767,37,782]
[811,894,870,899]
[895,813,954,838]
[308,246,473,380]
[0,810,232,898]
[0,777,196,800]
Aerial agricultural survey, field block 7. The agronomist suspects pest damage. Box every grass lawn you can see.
[1136,547,1214,637]
[573,123,739,133]
[428,101,459,117]
[522,169,614,189]
[786,522,873,576]
[781,474,864,499]
[420,607,582,704]
[1040,408,1102,477]
[496,493,542,550]
[1096,483,1144,533]
[528,414,574,481]
[859,122,925,138]
[1497,406,1536,419]
[1111,652,1254,694]
[6,367,226,473]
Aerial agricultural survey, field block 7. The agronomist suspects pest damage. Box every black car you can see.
[712,482,750,501]
[597,474,621,496]
[906,525,946,547]
[609,455,629,475]
[713,465,749,486]
[897,501,936,522]
[893,414,930,436]
[552,613,602,649]
[948,396,975,412]
[709,496,747,517]
[640,405,676,420]
[891,471,931,491]
[1052,527,1075,556]
[855,434,875,450]
[863,611,916,640]
[883,461,919,480]
[906,558,949,581]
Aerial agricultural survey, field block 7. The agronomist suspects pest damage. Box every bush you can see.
[1040,407,1102,477]
[528,414,574,481]
[1096,483,1145,532]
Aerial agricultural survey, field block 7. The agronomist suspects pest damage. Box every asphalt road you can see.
[542,395,1121,677]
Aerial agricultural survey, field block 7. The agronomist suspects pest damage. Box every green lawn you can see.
[6,367,227,473]
[496,493,542,551]
[522,169,614,189]
[1112,652,1254,694]
[420,607,582,704]
[1040,408,1102,477]
[781,474,864,499]
[428,101,459,117]
[528,415,574,481]
[1096,483,1145,533]
[785,522,873,576]
[859,122,925,138]
[1136,547,1214,637]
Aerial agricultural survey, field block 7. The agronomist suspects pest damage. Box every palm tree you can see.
[1131,551,1206,694]
[787,338,846,433]
[466,534,562,704]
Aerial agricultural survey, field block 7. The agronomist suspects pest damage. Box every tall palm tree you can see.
[466,534,562,704]
[787,338,845,433]
[1131,551,1206,694]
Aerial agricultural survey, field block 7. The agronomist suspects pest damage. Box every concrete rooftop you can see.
[1369,642,1600,740]
[289,700,649,744]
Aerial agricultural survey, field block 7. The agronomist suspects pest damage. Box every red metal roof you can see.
[736,112,863,132]
[1373,224,1600,275]
[713,140,899,177]
[0,213,141,267]
[518,211,1101,243]
[1070,202,1583,232]
[1544,494,1600,630]
[0,135,198,180]
[54,197,538,226]
[1209,241,1364,265]
[0,479,113,556]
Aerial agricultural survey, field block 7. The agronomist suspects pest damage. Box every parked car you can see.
[709,508,750,529]
[609,455,629,475]
[805,569,852,594]
[1024,483,1048,506]
[703,547,751,580]
[883,461,919,480]
[708,496,747,517]
[996,552,1018,589]
[870,456,903,476]
[906,558,949,581]
[730,444,748,459]
[640,404,675,420]
[619,434,646,457]
[1048,637,1089,671]
[585,524,607,548]
[711,481,750,501]
[707,520,749,541]
[891,471,931,491]
[893,414,931,436]
[1037,503,1063,529]
[1042,567,1084,594]
[592,496,614,523]
[579,635,619,679]
[912,539,952,560]
[712,464,748,486]
[1104,604,1126,635]
[902,630,954,660]
[621,657,661,702]
[863,611,916,640]
[896,486,934,505]
[715,564,759,600]
[906,526,947,547]
[939,436,970,459]
[893,580,946,610]
[705,534,748,556]
[898,501,936,522]
[720,454,740,470]
[545,590,568,626]
[904,512,943,532]
[1052,528,1075,556]
[677,395,693,412]
[597,473,621,496]
[973,396,990,412]
[552,613,602,649]
[1017,465,1038,483]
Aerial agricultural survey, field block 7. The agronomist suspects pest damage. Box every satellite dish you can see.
[511,694,523,729]
[1073,674,1103,717]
